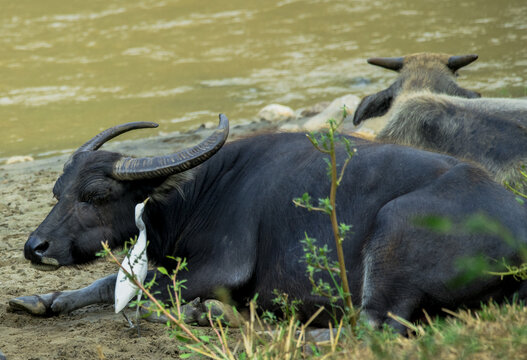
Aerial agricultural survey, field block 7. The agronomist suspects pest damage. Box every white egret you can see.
[115,198,149,331]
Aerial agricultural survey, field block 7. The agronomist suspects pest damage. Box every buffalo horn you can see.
[367,57,404,72]
[447,54,478,71]
[74,122,159,154]
[112,114,229,180]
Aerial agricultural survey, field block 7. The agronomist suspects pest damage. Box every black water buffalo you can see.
[353,53,527,192]
[11,115,527,333]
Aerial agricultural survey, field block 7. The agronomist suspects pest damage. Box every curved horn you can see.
[112,114,229,180]
[447,54,478,72]
[75,122,159,154]
[367,57,404,72]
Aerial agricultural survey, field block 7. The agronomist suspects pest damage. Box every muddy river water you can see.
[1,0,526,161]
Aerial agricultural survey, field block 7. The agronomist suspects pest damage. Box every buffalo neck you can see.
[140,145,243,270]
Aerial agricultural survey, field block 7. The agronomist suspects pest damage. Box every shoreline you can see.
[1,94,368,173]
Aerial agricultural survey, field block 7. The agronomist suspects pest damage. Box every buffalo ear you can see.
[353,87,394,125]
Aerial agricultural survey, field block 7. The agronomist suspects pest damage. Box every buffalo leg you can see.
[141,271,245,326]
[9,271,230,325]
[359,204,429,334]
[9,273,118,315]
[9,271,164,315]
[140,298,245,327]
[361,249,421,334]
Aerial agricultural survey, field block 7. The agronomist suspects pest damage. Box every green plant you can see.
[271,289,303,320]
[293,110,358,327]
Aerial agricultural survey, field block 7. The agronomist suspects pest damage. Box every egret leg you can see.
[135,291,142,337]
[122,312,134,328]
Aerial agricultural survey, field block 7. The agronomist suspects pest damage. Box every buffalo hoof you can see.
[140,297,203,324]
[140,298,244,327]
[202,299,244,327]
[8,293,60,316]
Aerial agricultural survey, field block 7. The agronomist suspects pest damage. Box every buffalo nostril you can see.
[34,241,49,255]
[24,236,50,261]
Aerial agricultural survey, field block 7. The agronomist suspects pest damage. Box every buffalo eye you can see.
[78,177,114,204]
[79,190,109,204]
[79,184,111,204]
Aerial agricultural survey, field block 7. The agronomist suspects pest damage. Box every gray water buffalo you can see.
[11,114,527,333]
[353,53,527,192]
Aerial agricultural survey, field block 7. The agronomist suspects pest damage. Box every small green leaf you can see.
[157,267,169,276]
[175,334,192,343]
[198,335,210,343]
[318,198,333,214]
[339,223,352,237]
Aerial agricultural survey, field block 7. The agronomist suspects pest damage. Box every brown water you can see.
[1,0,526,161]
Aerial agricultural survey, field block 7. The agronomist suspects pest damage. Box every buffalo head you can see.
[24,115,229,270]
[353,53,481,126]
